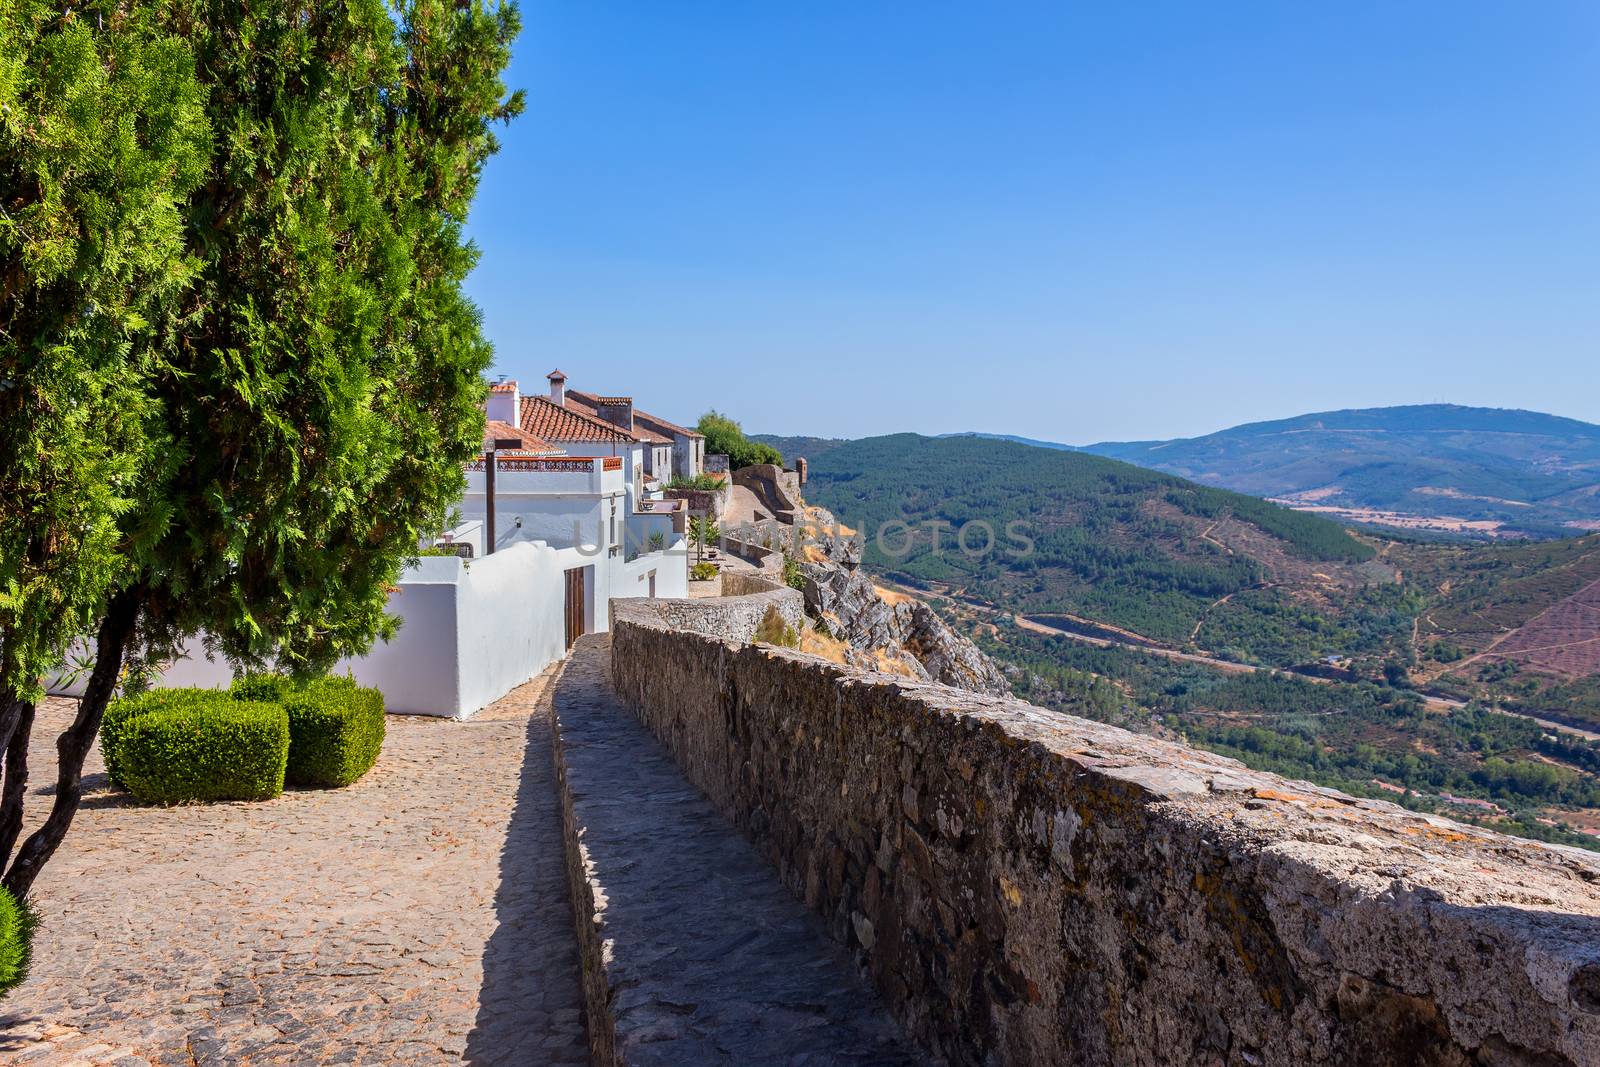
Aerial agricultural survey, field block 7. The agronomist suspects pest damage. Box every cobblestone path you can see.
[0,671,585,1066]
[555,637,920,1064]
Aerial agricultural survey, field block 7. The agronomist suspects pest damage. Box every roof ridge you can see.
[556,388,702,440]
[519,393,638,442]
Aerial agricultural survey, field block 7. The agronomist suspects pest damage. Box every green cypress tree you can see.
[0,0,211,877]
[0,0,522,898]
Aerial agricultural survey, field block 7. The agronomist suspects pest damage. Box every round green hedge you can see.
[102,678,384,802]
[116,695,289,804]
[0,885,36,998]
[276,677,385,788]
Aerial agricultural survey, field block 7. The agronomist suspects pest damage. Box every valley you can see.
[758,430,1600,851]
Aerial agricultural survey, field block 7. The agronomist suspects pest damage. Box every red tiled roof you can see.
[482,419,563,457]
[547,368,567,380]
[565,389,701,444]
[488,379,519,393]
[562,390,662,443]
[635,409,703,441]
[518,394,636,443]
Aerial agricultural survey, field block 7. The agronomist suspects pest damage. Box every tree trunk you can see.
[2,584,142,900]
[0,699,33,870]
[0,689,24,786]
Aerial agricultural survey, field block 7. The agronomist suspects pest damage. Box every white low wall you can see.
[47,539,690,719]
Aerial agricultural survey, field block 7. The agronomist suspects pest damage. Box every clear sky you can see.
[463,2,1600,444]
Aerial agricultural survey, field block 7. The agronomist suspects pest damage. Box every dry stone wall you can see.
[611,607,1600,1067]
[611,582,802,646]
[733,464,803,523]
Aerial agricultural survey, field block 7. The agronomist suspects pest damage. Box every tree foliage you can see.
[0,0,522,899]
[132,0,523,675]
[0,0,209,703]
[697,410,782,470]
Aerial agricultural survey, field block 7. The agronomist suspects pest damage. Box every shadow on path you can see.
[464,675,587,1066]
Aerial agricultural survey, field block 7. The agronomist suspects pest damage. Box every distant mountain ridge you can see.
[951,405,1600,538]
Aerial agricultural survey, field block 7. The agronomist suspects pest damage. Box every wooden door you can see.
[564,567,586,649]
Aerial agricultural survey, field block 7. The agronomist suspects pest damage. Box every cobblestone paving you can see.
[0,670,585,1066]
[555,638,921,1065]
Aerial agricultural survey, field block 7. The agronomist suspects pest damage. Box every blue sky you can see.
[464,2,1600,443]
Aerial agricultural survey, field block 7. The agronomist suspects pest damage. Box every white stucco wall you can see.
[671,432,704,479]
[460,491,611,554]
[550,441,646,512]
[45,537,687,719]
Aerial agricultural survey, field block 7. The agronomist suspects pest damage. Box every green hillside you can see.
[758,431,1600,848]
[762,433,1406,667]
[762,433,1600,717]
[979,620,1600,852]
[1387,533,1600,726]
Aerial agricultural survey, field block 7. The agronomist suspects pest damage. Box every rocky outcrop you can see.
[724,481,1009,696]
[802,560,897,648]
[898,599,1011,694]
[800,553,1009,697]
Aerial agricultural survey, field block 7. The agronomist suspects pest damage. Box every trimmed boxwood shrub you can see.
[277,677,385,787]
[117,694,289,804]
[0,886,34,998]
[100,677,384,802]
[100,688,237,789]
[229,673,291,704]
[100,690,160,788]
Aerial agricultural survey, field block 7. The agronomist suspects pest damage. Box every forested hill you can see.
[755,433,1407,668]
[1078,404,1600,537]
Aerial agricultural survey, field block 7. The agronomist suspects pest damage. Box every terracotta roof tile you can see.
[561,390,661,443]
[482,419,563,457]
[488,379,519,393]
[564,389,701,444]
[634,409,703,441]
[519,394,636,443]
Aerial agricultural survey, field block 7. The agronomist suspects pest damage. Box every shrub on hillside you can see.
[782,552,807,591]
[0,886,35,998]
[276,677,385,788]
[697,411,782,470]
[666,473,726,491]
[753,604,800,649]
[116,694,289,804]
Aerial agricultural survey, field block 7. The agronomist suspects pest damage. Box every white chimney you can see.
[548,368,568,406]
[486,375,520,424]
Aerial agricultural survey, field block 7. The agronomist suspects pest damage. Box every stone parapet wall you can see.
[733,464,803,524]
[722,534,785,576]
[610,613,1600,1066]
[662,484,729,523]
[718,570,788,599]
[611,582,802,646]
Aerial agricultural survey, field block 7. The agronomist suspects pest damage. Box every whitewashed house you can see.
[51,376,692,719]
